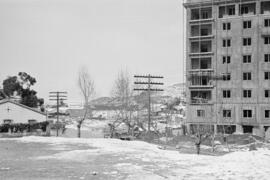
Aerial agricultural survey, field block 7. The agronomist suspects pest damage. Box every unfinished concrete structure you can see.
[184,0,270,136]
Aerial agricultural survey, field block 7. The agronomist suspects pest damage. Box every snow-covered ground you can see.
[1,136,270,179]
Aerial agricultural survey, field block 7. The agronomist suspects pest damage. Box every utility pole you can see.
[49,91,67,137]
[134,75,164,132]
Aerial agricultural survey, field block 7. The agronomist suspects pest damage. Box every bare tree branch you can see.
[111,70,135,136]
[77,67,95,138]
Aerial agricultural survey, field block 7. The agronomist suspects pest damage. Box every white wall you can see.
[0,102,46,124]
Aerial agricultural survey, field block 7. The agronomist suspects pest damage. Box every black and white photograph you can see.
[0,0,270,179]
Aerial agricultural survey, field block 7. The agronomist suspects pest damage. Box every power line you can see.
[133,74,164,132]
[49,91,67,137]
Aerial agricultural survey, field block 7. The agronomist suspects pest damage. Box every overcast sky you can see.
[0,0,185,104]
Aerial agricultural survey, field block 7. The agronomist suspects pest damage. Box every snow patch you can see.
[8,136,270,179]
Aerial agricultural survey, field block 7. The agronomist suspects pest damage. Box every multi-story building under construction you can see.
[184,0,270,135]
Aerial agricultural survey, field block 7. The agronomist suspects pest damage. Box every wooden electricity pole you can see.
[134,75,164,132]
[49,91,67,137]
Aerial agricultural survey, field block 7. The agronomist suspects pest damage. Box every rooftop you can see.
[184,0,255,7]
[0,99,46,116]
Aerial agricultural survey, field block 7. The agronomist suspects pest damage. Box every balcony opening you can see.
[201,58,211,69]
[191,41,212,53]
[191,24,212,37]
[189,72,212,86]
[201,41,212,52]
[219,5,235,18]
[201,76,208,85]
[191,26,199,36]
[191,58,211,69]
[191,58,199,69]
[191,91,211,104]
[239,3,256,15]
[191,7,212,20]
[261,1,270,14]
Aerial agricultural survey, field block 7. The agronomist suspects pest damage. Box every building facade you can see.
[0,100,46,124]
[184,0,270,135]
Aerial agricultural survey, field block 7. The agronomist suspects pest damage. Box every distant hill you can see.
[152,83,185,98]
[91,97,114,106]
[89,83,186,110]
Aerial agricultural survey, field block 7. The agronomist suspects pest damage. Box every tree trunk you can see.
[211,134,215,152]
[77,124,81,138]
[131,124,134,137]
[225,135,230,152]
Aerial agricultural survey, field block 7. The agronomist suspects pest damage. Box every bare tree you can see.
[77,67,95,138]
[111,70,135,136]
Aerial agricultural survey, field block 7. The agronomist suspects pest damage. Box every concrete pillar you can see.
[214,124,217,134]
[235,3,239,16]
[256,0,261,15]
[236,124,243,134]
[212,1,217,19]
[186,123,191,134]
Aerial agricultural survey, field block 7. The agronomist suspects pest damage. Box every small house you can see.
[0,99,46,124]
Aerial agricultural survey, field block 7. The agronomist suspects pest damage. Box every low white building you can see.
[0,99,46,124]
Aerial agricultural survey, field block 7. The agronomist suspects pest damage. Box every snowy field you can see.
[0,137,270,180]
